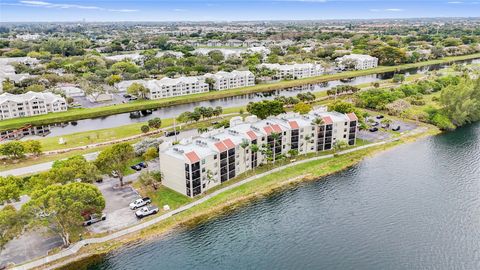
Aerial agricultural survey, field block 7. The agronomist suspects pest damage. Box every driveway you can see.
[0,229,63,268]
[87,179,139,234]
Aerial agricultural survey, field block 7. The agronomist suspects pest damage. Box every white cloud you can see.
[447,1,463,3]
[12,1,138,12]
[173,8,187,12]
[386,8,404,11]
[370,8,404,12]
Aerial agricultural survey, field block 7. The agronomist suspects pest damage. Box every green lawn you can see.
[2,53,479,132]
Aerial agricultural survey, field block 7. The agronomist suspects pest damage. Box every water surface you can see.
[89,123,480,270]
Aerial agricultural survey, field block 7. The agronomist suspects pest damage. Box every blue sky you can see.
[0,0,479,22]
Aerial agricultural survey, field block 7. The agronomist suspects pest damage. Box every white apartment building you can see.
[117,77,209,100]
[258,63,325,80]
[336,54,379,70]
[202,70,255,90]
[159,108,358,197]
[0,91,67,120]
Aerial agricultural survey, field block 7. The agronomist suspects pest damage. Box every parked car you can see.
[111,171,119,178]
[371,122,379,127]
[135,205,159,218]
[369,127,379,132]
[165,130,180,137]
[376,115,384,119]
[83,213,106,226]
[138,162,148,168]
[130,197,152,210]
[130,164,142,171]
[123,94,132,98]
[392,125,401,131]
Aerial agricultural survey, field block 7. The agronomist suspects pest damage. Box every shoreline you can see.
[13,124,440,270]
[1,53,479,132]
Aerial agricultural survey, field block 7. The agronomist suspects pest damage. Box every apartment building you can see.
[202,70,255,90]
[336,54,379,70]
[115,77,209,100]
[258,63,325,80]
[159,108,358,197]
[0,91,67,120]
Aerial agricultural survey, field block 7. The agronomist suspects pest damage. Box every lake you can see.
[87,122,480,270]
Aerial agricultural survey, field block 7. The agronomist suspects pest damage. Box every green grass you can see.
[2,53,479,132]
[134,184,192,210]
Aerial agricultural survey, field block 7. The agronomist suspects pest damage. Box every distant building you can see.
[54,84,85,97]
[335,54,378,70]
[258,63,325,80]
[159,108,358,197]
[0,92,67,120]
[202,70,255,90]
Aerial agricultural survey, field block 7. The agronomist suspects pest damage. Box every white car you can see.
[135,206,159,218]
[83,213,107,226]
[129,197,151,210]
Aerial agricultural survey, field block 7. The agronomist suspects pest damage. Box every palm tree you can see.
[311,117,325,153]
[240,139,250,170]
[333,141,348,155]
[303,134,311,156]
[250,143,259,167]
[270,132,281,163]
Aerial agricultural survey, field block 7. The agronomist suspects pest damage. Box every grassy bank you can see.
[36,124,440,270]
[1,53,479,132]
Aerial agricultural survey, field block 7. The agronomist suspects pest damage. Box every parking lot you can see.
[87,159,160,234]
[357,115,418,142]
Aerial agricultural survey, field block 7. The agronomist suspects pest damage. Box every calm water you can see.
[21,58,479,138]
[89,123,480,270]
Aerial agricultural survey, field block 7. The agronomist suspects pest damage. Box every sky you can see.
[0,0,479,22]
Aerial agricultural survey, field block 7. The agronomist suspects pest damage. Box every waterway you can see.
[88,122,480,270]
[10,58,480,139]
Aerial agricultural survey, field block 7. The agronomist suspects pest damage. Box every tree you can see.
[372,45,407,66]
[106,74,122,86]
[293,102,312,114]
[143,146,158,161]
[0,205,25,252]
[141,125,150,133]
[246,100,285,119]
[197,127,208,134]
[0,141,25,159]
[49,155,101,184]
[270,132,281,163]
[328,101,356,114]
[95,143,134,186]
[80,79,106,103]
[147,117,162,129]
[24,183,105,247]
[440,78,480,127]
[127,83,149,99]
[311,117,325,153]
[213,106,223,117]
[23,140,42,156]
[0,176,21,203]
[392,74,406,83]
[240,139,250,169]
[138,171,162,190]
[333,141,348,154]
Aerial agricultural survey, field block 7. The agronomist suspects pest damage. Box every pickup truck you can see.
[129,197,151,210]
[83,213,106,226]
[135,205,159,218]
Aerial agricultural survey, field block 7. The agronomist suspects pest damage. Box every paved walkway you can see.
[12,126,428,270]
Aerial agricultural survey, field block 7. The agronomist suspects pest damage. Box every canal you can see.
[87,122,480,270]
[18,58,479,139]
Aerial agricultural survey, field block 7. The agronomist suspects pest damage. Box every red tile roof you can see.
[288,121,299,129]
[347,112,358,121]
[263,126,273,135]
[271,124,282,133]
[223,138,235,149]
[323,116,333,125]
[246,130,257,140]
[185,151,200,163]
[214,141,227,152]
